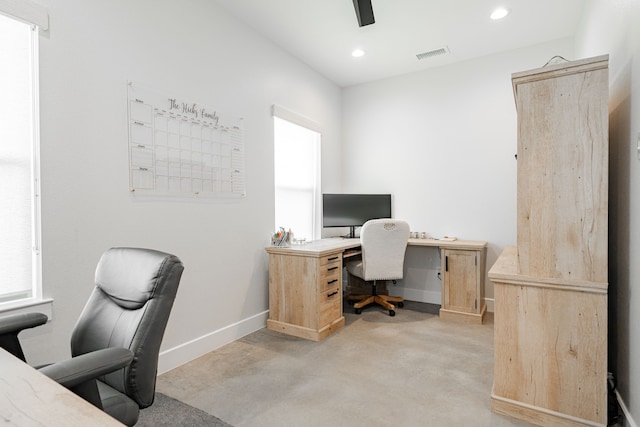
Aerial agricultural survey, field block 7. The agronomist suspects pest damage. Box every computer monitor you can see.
[322,193,392,238]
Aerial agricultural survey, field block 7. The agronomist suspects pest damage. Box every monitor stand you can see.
[347,226,357,238]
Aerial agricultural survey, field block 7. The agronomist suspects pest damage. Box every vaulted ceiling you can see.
[214,0,587,87]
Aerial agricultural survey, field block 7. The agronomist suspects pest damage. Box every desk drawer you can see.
[320,253,342,266]
[319,286,341,327]
[319,260,341,293]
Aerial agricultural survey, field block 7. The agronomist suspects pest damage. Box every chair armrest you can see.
[0,313,48,361]
[39,347,133,389]
[0,312,48,335]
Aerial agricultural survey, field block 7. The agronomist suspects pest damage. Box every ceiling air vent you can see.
[416,46,450,61]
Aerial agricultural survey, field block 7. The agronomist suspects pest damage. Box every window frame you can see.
[272,105,322,241]
[0,4,51,317]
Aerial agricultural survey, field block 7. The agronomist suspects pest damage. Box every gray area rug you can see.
[137,392,233,426]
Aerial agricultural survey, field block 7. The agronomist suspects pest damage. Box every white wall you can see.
[341,38,574,305]
[575,1,640,425]
[19,5,636,417]
[20,0,342,371]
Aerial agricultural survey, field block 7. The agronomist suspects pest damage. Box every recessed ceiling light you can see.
[490,7,510,20]
[352,49,365,58]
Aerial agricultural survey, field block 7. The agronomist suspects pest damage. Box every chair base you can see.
[347,293,404,316]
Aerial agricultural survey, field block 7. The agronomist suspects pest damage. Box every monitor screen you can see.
[322,194,391,236]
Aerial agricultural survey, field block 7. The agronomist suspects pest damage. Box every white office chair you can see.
[346,219,410,316]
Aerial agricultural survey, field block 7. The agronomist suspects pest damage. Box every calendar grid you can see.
[127,83,246,198]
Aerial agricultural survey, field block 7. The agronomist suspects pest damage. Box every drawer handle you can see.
[328,256,339,261]
[327,279,338,285]
[327,291,338,297]
[327,266,339,271]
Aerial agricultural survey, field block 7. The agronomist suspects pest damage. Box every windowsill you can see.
[0,298,53,320]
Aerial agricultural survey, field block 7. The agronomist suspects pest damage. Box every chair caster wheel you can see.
[355,308,362,315]
[397,302,404,308]
[389,310,396,317]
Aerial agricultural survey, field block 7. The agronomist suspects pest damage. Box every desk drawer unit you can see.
[266,250,345,341]
[319,255,341,293]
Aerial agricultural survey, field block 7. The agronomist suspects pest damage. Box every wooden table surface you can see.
[0,348,123,426]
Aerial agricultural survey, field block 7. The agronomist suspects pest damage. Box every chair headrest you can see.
[361,219,410,238]
[95,247,181,309]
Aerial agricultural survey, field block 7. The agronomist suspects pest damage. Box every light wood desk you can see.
[0,348,123,426]
[265,237,487,341]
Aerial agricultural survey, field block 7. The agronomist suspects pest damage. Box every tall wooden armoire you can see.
[489,55,609,426]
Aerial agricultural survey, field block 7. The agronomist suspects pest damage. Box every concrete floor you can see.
[157,301,534,427]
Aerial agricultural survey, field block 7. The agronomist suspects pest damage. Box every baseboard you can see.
[485,297,494,313]
[157,310,269,374]
[617,389,638,427]
[393,289,495,313]
[393,288,441,305]
[491,392,606,426]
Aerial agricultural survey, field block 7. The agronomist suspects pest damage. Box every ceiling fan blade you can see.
[353,0,375,27]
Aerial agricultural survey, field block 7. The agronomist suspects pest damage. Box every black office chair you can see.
[0,247,184,426]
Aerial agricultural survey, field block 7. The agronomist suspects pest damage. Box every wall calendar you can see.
[127,83,246,198]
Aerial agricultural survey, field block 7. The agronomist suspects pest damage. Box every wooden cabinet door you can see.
[443,249,478,314]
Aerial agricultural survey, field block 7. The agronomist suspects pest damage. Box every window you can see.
[0,11,42,309]
[273,106,321,242]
